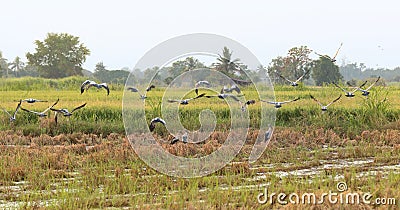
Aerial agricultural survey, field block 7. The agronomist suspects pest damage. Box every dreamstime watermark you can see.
[122,33,276,178]
[257,182,397,206]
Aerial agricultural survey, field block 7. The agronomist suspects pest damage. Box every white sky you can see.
[1,0,399,71]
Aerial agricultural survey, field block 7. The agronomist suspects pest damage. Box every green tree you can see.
[8,56,25,77]
[312,56,343,86]
[168,57,205,78]
[26,33,90,78]
[0,51,8,78]
[213,46,241,77]
[94,62,107,72]
[268,46,313,84]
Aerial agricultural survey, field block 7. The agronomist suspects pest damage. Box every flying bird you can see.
[21,98,59,117]
[194,80,211,95]
[127,85,155,100]
[358,76,381,96]
[315,42,343,63]
[261,97,300,108]
[276,70,310,87]
[2,100,22,122]
[241,99,256,111]
[222,84,241,94]
[149,117,166,132]
[333,82,361,97]
[20,98,48,103]
[205,87,243,102]
[168,93,206,105]
[51,103,87,124]
[310,94,341,111]
[81,80,110,95]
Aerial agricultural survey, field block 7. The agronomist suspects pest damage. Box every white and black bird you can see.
[21,98,59,117]
[333,82,361,97]
[358,76,381,96]
[276,69,310,87]
[2,100,22,122]
[21,98,48,103]
[241,99,256,111]
[168,93,206,105]
[262,97,300,108]
[194,81,211,95]
[222,84,241,94]
[315,42,343,63]
[205,87,243,102]
[310,94,341,111]
[81,80,110,95]
[127,85,155,100]
[149,117,166,132]
[51,103,87,124]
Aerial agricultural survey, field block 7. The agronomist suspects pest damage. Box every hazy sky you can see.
[2,0,399,71]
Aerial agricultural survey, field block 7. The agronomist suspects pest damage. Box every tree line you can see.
[0,32,398,86]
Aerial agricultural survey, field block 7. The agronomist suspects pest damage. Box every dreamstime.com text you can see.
[257,182,397,206]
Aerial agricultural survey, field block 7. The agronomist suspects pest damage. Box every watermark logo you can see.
[257,182,397,206]
[122,33,276,178]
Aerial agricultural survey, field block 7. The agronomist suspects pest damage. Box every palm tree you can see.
[213,47,241,77]
[9,56,25,77]
[0,51,8,78]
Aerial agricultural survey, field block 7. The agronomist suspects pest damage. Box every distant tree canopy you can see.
[312,57,343,85]
[268,46,313,85]
[92,62,130,84]
[26,33,90,78]
[168,57,206,78]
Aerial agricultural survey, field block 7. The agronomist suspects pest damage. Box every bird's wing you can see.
[333,83,347,93]
[192,93,206,100]
[71,103,87,113]
[20,107,41,115]
[205,95,217,98]
[146,85,155,92]
[151,117,166,126]
[295,69,310,83]
[54,112,58,125]
[315,52,331,59]
[100,83,110,95]
[281,97,300,104]
[332,42,343,60]
[264,101,277,105]
[358,80,368,89]
[220,87,225,94]
[2,108,12,118]
[167,99,180,103]
[233,85,241,94]
[326,95,342,107]
[81,80,92,93]
[50,108,63,113]
[42,98,60,113]
[309,94,323,107]
[13,100,22,118]
[127,87,138,92]
[276,72,294,83]
[365,76,381,91]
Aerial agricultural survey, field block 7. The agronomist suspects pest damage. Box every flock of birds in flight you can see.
[1,43,383,145]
